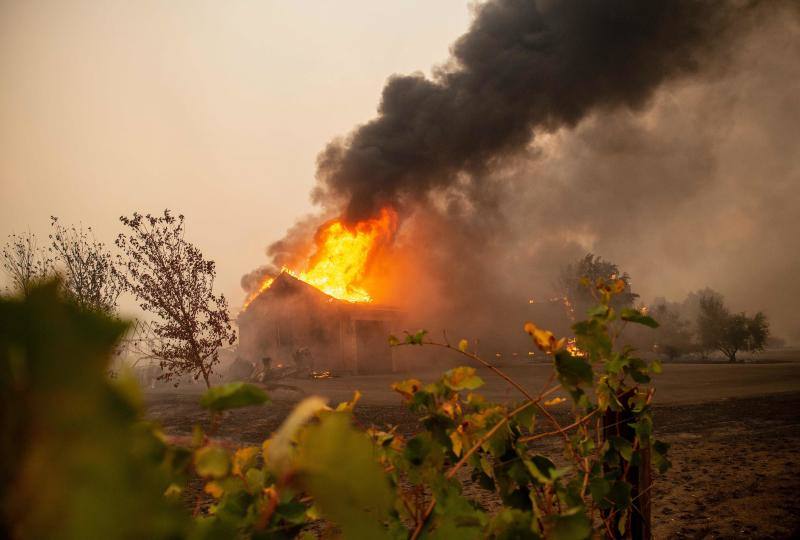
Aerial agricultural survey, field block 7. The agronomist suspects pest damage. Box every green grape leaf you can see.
[200,382,268,412]
[550,508,591,540]
[194,446,230,479]
[297,412,394,539]
[405,329,428,345]
[620,308,659,328]
[443,366,484,391]
[555,351,593,390]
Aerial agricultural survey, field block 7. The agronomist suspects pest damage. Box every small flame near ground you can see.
[243,207,398,309]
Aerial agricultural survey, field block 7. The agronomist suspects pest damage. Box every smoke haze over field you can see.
[255,0,800,344]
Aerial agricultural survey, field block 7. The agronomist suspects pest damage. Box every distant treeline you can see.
[559,254,772,362]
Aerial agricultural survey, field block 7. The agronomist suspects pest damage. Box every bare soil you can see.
[146,364,800,539]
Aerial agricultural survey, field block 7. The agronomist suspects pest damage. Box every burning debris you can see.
[566,337,585,358]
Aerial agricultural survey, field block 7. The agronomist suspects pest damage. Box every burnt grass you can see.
[146,391,800,539]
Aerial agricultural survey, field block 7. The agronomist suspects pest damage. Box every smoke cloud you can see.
[313,0,765,222]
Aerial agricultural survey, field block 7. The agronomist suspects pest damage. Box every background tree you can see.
[558,253,639,319]
[697,293,769,362]
[115,210,235,387]
[650,301,695,360]
[697,294,730,359]
[745,311,769,354]
[48,217,122,314]
[680,287,724,326]
[1,232,51,295]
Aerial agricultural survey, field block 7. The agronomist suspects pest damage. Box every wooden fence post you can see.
[603,389,652,539]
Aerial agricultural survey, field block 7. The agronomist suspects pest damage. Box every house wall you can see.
[238,285,404,374]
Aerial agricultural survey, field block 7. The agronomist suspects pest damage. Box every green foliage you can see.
[442,366,484,391]
[2,277,668,539]
[554,351,593,391]
[200,382,269,412]
[297,413,394,539]
[0,281,188,539]
[550,510,592,540]
[408,329,428,344]
[620,308,659,328]
[194,446,231,478]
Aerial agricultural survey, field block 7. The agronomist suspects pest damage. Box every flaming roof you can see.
[242,208,397,311]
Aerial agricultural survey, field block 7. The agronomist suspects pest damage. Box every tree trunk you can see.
[190,344,212,388]
[196,355,211,388]
[603,388,652,539]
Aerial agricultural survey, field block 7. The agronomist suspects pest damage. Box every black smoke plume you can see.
[314,0,760,222]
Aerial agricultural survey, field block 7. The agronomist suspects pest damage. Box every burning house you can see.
[237,209,404,374]
[238,272,403,374]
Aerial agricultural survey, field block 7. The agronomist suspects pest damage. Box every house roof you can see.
[240,271,404,325]
[264,272,338,302]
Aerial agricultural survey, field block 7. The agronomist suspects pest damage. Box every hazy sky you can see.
[0,0,471,311]
[1,1,798,342]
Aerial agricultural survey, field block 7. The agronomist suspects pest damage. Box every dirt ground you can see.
[145,361,800,539]
[151,356,800,407]
[649,393,800,539]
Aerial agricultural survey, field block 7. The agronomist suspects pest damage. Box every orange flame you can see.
[566,337,586,357]
[243,208,397,309]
